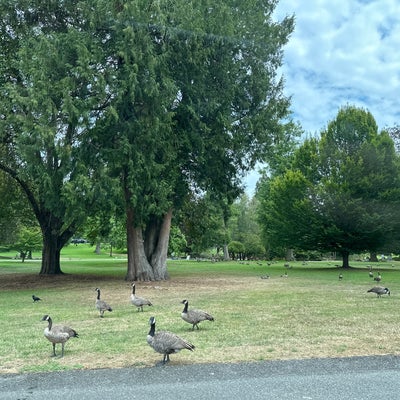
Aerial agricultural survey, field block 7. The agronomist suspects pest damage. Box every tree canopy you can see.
[257,106,400,267]
[0,0,295,277]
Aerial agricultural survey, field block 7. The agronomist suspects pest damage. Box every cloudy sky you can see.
[274,0,400,133]
[245,0,400,194]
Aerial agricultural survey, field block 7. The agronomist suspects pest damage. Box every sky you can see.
[244,0,400,194]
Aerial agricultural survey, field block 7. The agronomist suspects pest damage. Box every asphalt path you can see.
[1,355,399,400]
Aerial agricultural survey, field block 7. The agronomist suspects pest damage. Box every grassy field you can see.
[0,244,399,374]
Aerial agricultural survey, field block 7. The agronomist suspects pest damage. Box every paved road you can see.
[1,355,399,399]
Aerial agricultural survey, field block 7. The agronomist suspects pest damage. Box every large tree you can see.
[0,0,295,278]
[0,1,112,273]
[258,106,400,267]
[93,0,295,280]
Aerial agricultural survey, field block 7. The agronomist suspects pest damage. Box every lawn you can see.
[0,245,399,374]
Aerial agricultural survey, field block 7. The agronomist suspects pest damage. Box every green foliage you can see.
[168,225,187,256]
[228,194,266,258]
[258,106,400,265]
[0,0,295,276]
[228,240,245,259]
[14,226,42,261]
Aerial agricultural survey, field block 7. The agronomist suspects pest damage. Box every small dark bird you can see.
[367,286,390,298]
[130,283,152,312]
[369,271,374,278]
[95,288,112,317]
[338,273,343,280]
[41,315,78,357]
[181,299,214,330]
[32,295,41,302]
[147,316,195,365]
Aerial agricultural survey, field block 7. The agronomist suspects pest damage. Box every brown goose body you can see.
[147,316,195,365]
[41,315,78,357]
[95,288,112,317]
[131,284,152,311]
[181,299,214,330]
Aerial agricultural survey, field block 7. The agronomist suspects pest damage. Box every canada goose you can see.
[41,315,78,357]
[338,273,343,280]
[374,273,382,282]
[369,271,374,278]
[181,299,214,330]
[367,286,390,298]
[147,316,195,365]
[95,288,112,317]
[131,283,152,312]
[32,295,41,302]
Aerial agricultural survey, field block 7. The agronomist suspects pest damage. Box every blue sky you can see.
[244,0,400,194]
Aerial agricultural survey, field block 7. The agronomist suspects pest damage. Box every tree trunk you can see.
[285,248,294,261]
[370,252,378,262]
[341,250,350,268]
[125,205,155,281]
[223,244,229,261]
[40,230,63,274]
[150,209,172,280]
[125,206,172,281]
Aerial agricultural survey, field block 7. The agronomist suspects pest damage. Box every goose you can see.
[369,271,374,278]
[41,315,78,357]
[367,286,390,298]
[32,295,41,302]
[147,316,195,365]
[130,283,152,312]
[95,288,112,317]
[338,273,343,280]
[181,299,214,330]
[374,273,382,282]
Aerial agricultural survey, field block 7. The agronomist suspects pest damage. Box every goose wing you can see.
[149,330,195,354]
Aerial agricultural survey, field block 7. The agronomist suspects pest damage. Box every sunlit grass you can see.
[0,249,399,373]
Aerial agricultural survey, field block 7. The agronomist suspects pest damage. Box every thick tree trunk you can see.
[341,250,350,268]
[125,206,155,281]
[40,231,63,274]
[125,206,172,281]
[285,248,294,261]
[150,209,172,280]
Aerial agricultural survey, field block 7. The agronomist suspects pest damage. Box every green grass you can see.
[1,246,399,374]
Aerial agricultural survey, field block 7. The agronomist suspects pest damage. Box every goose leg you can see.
[52,343,57,357]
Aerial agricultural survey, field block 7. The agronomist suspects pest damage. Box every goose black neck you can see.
[148,322,156,337]
[47,317,53,330]
[96,290,101,300]
[132,285,136,295]
[182,301,189,313]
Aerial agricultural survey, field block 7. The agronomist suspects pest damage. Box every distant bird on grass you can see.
[181,299,214,330]
[130,283,152,312]
[95,288,112,317]
[338,273,343,280]
[147,316,195,366]
[374,273,382,282]
[369,271,374,278]
[41,315,78,357]
[32,295,41,302]
[367,286,390,298]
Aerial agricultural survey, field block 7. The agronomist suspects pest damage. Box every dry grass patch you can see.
[1,262,400,374]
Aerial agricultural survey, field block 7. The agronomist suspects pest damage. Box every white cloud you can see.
[244,0,400,193]
[273,0,400,133]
